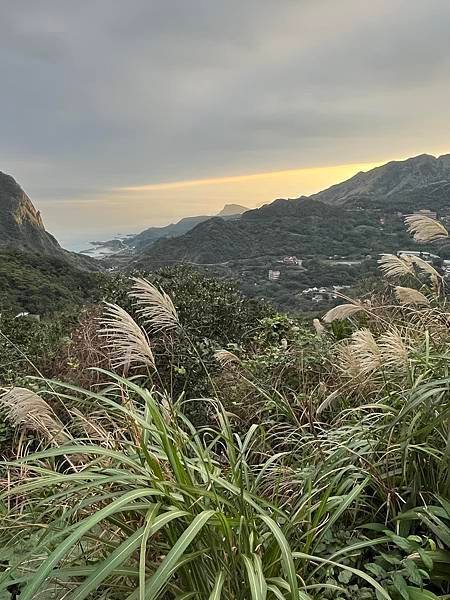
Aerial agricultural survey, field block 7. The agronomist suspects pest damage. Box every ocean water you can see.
[58,229,139,252]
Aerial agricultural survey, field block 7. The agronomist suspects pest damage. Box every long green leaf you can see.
[260,515,298,600]
[140,504,161,600]
[209,570,225,600]
[243,555,265,600]
[292,551,391,599]
[128,509,216,600]
[19,488,155,600]
[71,507,186,600]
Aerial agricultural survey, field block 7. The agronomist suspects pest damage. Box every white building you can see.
[397,251,440,261]
[417,209,438,220]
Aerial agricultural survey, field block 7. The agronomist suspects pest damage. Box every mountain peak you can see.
[217,203,248,216]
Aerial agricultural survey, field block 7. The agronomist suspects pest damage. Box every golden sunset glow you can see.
[116,162,383,195]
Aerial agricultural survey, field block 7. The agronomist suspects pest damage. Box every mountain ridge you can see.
[310,153,450,205]
[133,153,450,267]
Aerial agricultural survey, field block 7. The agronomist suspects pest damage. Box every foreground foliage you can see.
[0,215,449,598]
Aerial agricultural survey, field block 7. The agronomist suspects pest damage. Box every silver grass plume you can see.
[130,277,179,333]
[349,328,381,375]
[0,387,69,446]
[322,303,363,323]
[395,286,430,306]
[335,344,363,378]
[214,349,240,368]
[404,214,448,243]
[408,255,442,290]
[313,318,326,336]
[100,302,155,371]
[378,254,414,278]
[378,327,411,368]
[409,255,439,278]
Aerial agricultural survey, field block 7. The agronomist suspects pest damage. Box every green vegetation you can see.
[0,216,449,599]
[0,250,103,316]
[136,199,417,266]
[133,197,447,313]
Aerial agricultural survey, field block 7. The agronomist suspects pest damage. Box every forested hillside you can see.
[0,249,103,316]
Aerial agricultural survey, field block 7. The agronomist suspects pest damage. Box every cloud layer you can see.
[1,0,450,240]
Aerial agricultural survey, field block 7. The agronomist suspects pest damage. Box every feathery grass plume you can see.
[348,328,381,376]
[322,302,363,323]
[408,255,442,291]
[214,349,240,368]
[404,213,448,243]
[378,254,414,278]
[335,343,362,378]
[0,387,69,446]
[313,318,326,336]
[378,327,410,368]
[99,302,155,371]
[130,277,179,333]
[409,255,440,279]
[395,286,430,306]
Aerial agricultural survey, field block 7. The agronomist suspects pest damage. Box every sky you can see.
[1,1,450,248]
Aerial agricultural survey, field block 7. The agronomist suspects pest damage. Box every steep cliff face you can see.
[0,171,62,255]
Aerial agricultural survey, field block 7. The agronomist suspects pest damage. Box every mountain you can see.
[132,154,450,269]
[0,171,62,256]
[311,153,450,206]
[129,215,212,251]
[126,204,249,251]
[217,203,248,216]
[133,198,415,268]
[0,170,101,271]
[0,171,104,314]
[0,248,103,315]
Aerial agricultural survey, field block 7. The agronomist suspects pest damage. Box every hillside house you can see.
[281,255,303,266]
[301,285,350,302]
[268,270,281,281]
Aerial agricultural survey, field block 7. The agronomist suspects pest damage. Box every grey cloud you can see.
[0,0,450,207]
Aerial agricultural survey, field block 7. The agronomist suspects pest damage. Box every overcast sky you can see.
[1,1,450,246]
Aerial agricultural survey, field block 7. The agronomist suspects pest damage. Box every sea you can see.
[58,229,139,253]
